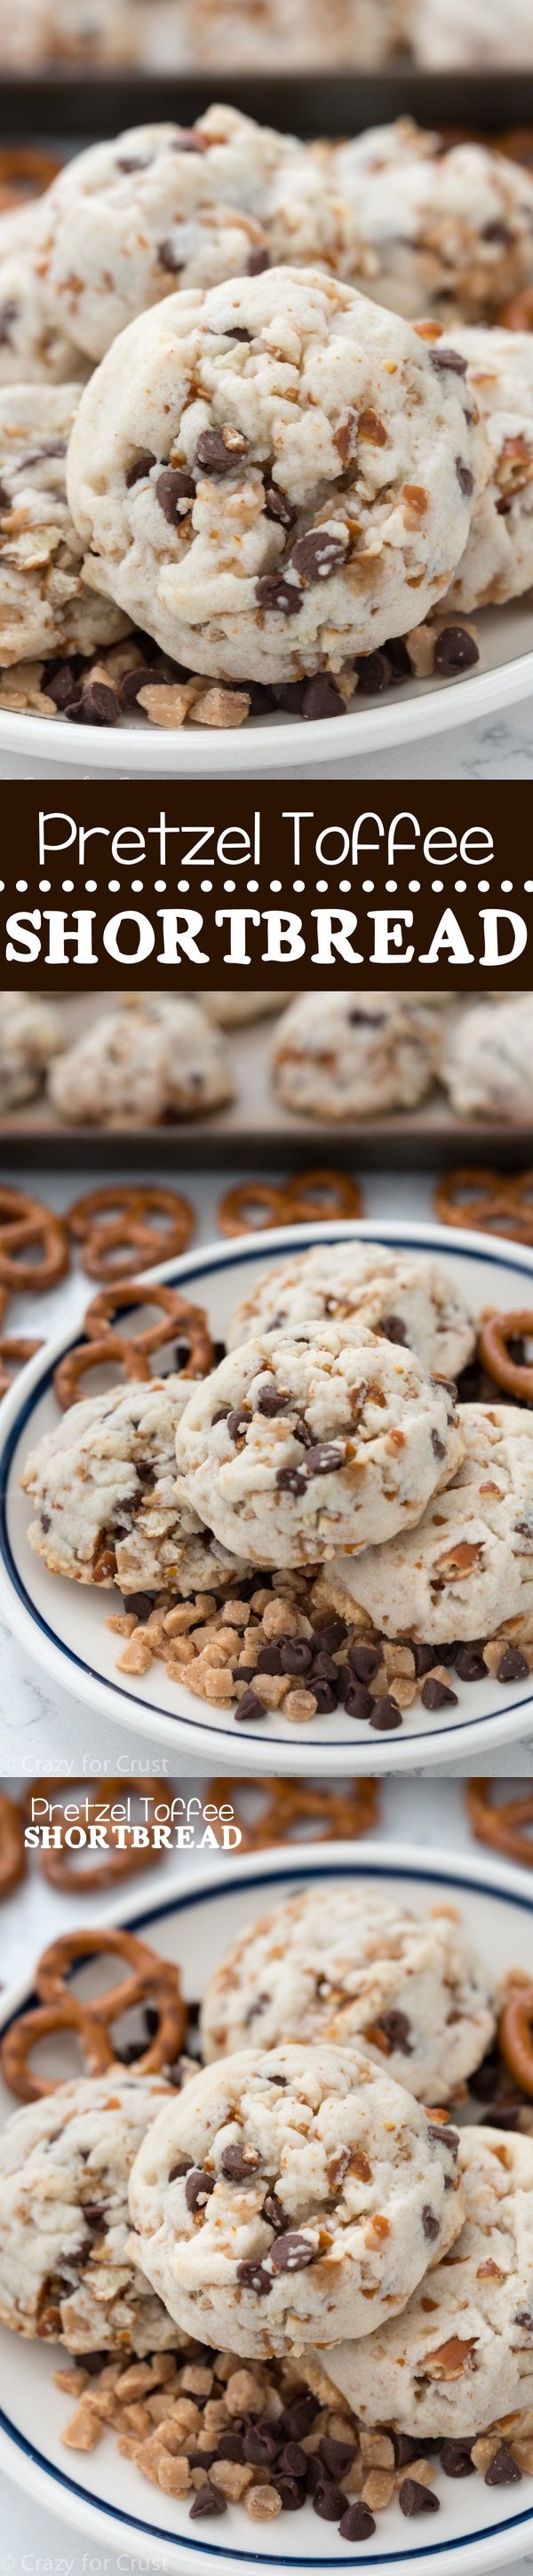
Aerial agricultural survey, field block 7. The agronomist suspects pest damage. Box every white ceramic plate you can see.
[1,1841,533,2576]
[2,598,533,774]
[1,1216,533,1771]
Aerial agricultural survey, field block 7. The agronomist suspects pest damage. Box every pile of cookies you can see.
[3,107,533,735]
[2,0,533,71]
[20,1232,533,1733]
[1,1892,533,2541]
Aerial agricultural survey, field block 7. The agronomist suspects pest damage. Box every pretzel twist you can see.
[23,1777,171,1893]
[466,1778,533,1869]
[53,1279,213,1408]
[477,1308,533,1402]
[208,1774,379,1847]
[0,1790,26,1900]
[434,1167,533,1246]
[0,1187,69,1293]
[68,1185,195,1283]
[499,285,533,330]
[0,1926,187,2101]
[219,1168,362,1239]
[498,1986,533,2098]
[0,146,63,207]
[0,1336,44,1398]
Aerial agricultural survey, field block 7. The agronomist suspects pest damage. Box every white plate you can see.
[1,1840,533,2576]
[2,599,533,773]
[2,1216,533,1770]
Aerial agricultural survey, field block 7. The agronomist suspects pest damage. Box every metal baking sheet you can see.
[0,1003,531,1169]
[3,68,533,141]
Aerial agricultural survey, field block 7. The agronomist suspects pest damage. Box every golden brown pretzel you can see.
[434,1167,533,1246]
[0,146,63,208]
[219,1168,362,1238]
[208,1774,380,1847]
[53,1331,153,1411]
[1,1926,187,2101]
[0,1188,69,1294]
[68,1185,195,1283]
[24,1777,173,1893]
[84,1279,213,1372]
[498,1986,533,2098]
[500,284,533,329]
[0,1336,44,1398]
[466,1778,533,1869]
[477,1309,533,1402]
[0,1790,26,1900]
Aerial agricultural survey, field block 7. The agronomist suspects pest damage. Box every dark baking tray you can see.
[0,1116,531,1173]
[3,67,533,141]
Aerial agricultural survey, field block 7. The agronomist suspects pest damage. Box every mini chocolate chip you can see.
[278,2396,318,2439]
[211,1404,231,1424]
[370,1695,402,1730]
[281,1638,313,1674]
[313,2481,349,2521]
[313,1679,338,1712]
[256,572,303,616]
[218,2428,246,2461]
[302,674,346,720]
[312,1652,339,1682]
[235,1689,266,1722]
[434,625,479,676]
[497,1646,529,1681]
[45,665,79,710]
[275,1465,306,1493]
[196,427,248,474]
[265,484,298,529]
[430,347,467,375]
[185,2167,215,2213]
[379,2009,412,2054]
[270,2230,315,2272]
[320,2439,357,2478]
[257,1642,283,1674]
[347,1640,381,1683]
[379,1312,407,1343]
[158,237,184,271]
[455,1646,488,1681]
[485,2447,522,2485]
[169,2156,194,2181]
[306,1440,345,1473]
[220,2142,260,2180]
[247,246,270,274]
[155,467,195,523]
[441,2440,475,2477]
[392,2433,423,2467]
[278,2442,308,2479]
[227,1407,249,1440]
[244,2423,281,2465]
[338,2502,376,2540]
[456,456,474,496]
[314,1618,347,1652]
[291,527,348,583]
[423,2205,441,2240]
[421,1676,458,1710]
[273,2476,306,2509]
[431,1429,447,1459]
[0,303,18,348]
[125,451,156,487]
[65,683,119,728]
[116,151,152,170]
[355,649,393,696]
[262,2192,288,2231]
[399,2480,440,2516]
[516,2309,533,2327]
[483,219,512,243]
[227,325,252,341]
[345,1681,376,1721]
[120,662,180,708]
[190,2482,227,2517]
[258,1386,290,1414]
[427,2124,459,2158]
[235,2259,272,2293]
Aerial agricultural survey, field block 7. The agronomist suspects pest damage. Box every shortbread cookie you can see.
[20,1376,250,1597]
[331,121,533,319]
[48,997,234,1124]
[411,0,533,64]
[201,1886,495,2101]
[0,203,88,387]
[191,0,398,67]
[66,267,482,688]
[205,991,290,1025]
[175,1321,463,1568]
[272,993,442,1119]
[34,107,297,362]
[319,2125,533,2434]
[0,2072,185,2352]
[445,995,533,1121]
[0,991,62,1109]
[436,328,533,610]
[0,383,126,666]
[227,1238,476,1379]
[327,1401,533,1643]
[128,2041,465,2360]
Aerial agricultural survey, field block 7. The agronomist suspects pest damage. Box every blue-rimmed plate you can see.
[1,1217,533,1772]
[1,1840,533,2576]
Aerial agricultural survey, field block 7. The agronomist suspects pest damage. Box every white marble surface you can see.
[1,1162,533,1776]
[3,700,533,778]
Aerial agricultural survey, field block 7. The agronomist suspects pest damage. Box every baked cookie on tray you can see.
[128,2040,465,2359]
[271,992,442,1118]
[326,1401,533,1642]
[0,383,126,666]
[174,1321,463,1567]
[65,267,484,687]
[445,995,533,1122]
[0,2071,186,2353]
[200,1885,496,2101]
[227,1236,476,1378]
[48,997,234,1125]
[331,120,533,319]
[317,2125,533,2435]
[0,991,62,1110]
[20,1376,251,1597]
